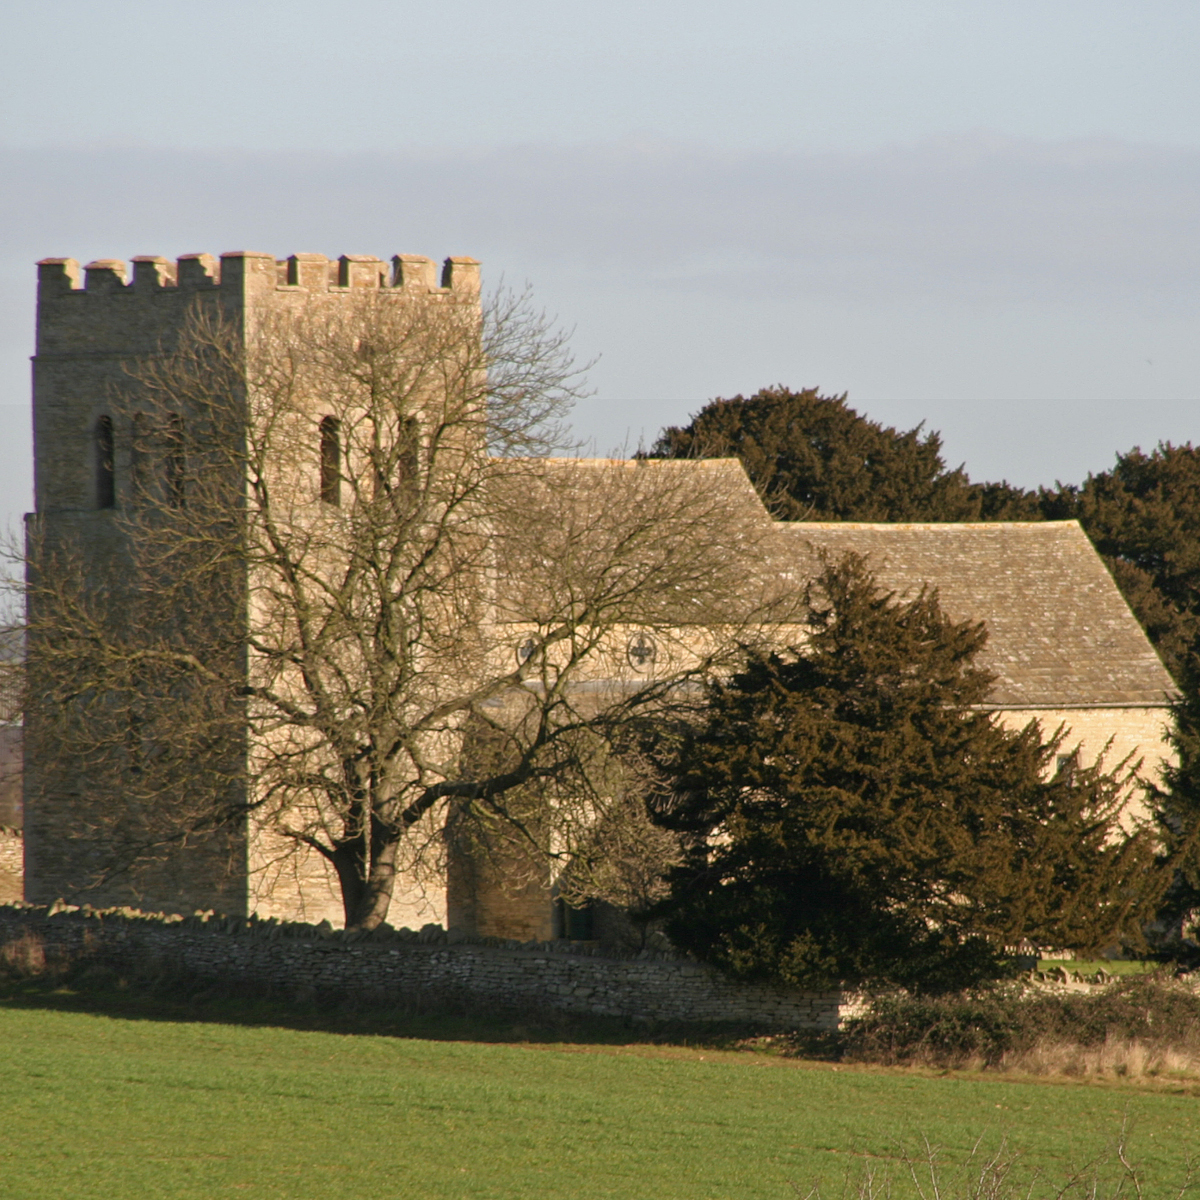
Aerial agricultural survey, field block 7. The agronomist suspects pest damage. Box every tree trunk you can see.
[331,829,400,931]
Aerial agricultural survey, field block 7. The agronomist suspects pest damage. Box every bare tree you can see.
[21,284,787,928]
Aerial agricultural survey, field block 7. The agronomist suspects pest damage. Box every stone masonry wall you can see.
[994,706,1174,828]
[0,903,843,1030]
[0,727,21,830]
[0,833,21,904]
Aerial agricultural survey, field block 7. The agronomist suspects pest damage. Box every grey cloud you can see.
[3,134,1198,305]
[2,134,1198,519]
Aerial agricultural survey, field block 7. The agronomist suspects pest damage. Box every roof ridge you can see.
[780,520,1082,531]
[531,456,747,468]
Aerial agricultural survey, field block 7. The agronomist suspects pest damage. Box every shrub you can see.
[841,975,1200,1072]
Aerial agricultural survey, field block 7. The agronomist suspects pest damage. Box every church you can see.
[19,250,1178,938]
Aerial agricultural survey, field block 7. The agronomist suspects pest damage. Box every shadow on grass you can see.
[0,964,841,1059]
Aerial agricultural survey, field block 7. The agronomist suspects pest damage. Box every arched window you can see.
[320,416,341,505]
[163,413,185,508]
[94,415,115,509]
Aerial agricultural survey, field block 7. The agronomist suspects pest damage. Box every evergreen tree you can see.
[1044,442,1200,683]
[652,392,1200,953]
[1152,653,1200,950]
[1045,444,1200,947]
[647,386,1039,522]
[650,556,1164,992]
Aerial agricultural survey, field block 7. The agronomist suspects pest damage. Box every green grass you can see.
[0,1004,1197,1199]
[1037,959,1158,976]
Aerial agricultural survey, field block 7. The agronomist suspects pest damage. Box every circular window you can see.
[627,632,657,671]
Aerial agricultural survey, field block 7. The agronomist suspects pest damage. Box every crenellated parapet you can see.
[37,251,481,302]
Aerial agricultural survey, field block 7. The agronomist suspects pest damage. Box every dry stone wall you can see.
[0,903,842,1030]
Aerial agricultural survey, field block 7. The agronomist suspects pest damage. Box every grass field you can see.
[0,1002,1197,1199]
[1037,959,1158,976]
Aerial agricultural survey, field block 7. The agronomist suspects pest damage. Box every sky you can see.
[2,0,1199,534]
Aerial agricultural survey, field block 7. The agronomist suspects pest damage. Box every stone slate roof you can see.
[497,456,1173,709]
[774,521,1176,709]
[537,457,771,525]
[489,457,776,627]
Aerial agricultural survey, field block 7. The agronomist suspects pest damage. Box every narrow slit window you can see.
[94,415,115,509]
[320,416,341,505]
[164,413,185,508]
[398,417,419,494]
[130,413,148,501]
[374,417,420,503]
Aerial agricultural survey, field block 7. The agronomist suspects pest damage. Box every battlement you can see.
[37,252,481,301]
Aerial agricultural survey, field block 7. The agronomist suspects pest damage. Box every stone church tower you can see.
[25,251,479,919]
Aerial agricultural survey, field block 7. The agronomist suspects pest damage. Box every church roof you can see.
[537,456,771,524]
[773,520,1177,709]
[488,457,777,628]
[497,457,1174,710]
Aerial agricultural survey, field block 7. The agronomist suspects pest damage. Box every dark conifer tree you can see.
[1044,444,1200,945]
[1152,654,1200,949]
[1044,442,1200,683]
[650,556,1164,992]
[653,394,1200,954]
[647,386,1040,522]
